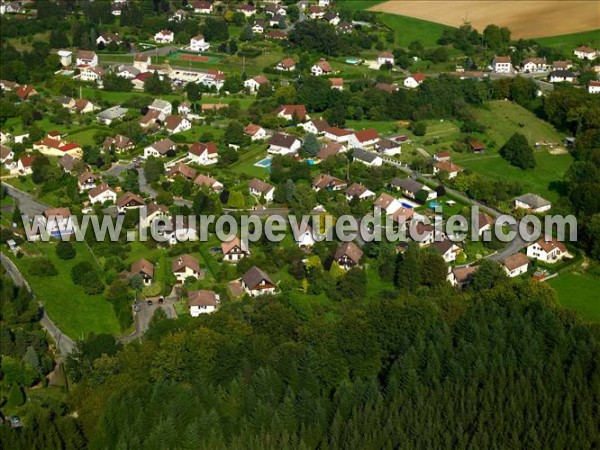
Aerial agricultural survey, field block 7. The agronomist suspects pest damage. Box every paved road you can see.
[119,291,179,344]
[104,161,134,177]
[0,253,75,358]
[3,184,48,216]
[138,167,158,198]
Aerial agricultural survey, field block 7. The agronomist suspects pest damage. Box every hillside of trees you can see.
[2,276,599,449]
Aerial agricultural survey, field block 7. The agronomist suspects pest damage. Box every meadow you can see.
[550,272,600,323]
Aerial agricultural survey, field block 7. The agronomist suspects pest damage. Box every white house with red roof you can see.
[377,52,394,66]
[244,124,267,141]
[244,75,269,93]
[164,115,191,134]
[190,34,210,52]
[573,46,597,61]
[14,154,40,175]
[76,50,98,67]
[588,80,600,94]
[526,237,571,263]
[276,58,296,71]
[188,142,219,165]
[311,59,332,76]
[348,128,380,149]
[492,56,513,73]
[322,126,354,143]
[275,104,308,121]
[403,73,425,89]
[88,184,117,204]
[154,30,174,44]
[237,4,256,17]
[193,1,213,14]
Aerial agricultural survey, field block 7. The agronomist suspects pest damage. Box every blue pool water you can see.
[346,58,361,64]
[428,201,442,209]
[401,202,414,209]
[255,158,272,168]
[306,159,317,165]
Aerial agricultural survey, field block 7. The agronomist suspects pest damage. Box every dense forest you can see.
[2,274,599,449]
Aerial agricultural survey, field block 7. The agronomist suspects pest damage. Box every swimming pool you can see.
[401,202,414,209]
[346,58,362,64]
[306,158,317,165]
[255,158,272,168]
[428,201,442,209]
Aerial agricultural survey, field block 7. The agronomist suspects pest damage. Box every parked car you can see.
[147,300,153,306]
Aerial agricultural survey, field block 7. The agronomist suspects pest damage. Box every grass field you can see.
[11,241,120,338]
[471,100,564,148]
[549,272,600,323]
[371,1,600,40]
[229,143,269,178]
[67,127,101,146]
[535,29,600,52]
[338,0,385,11]
[379,13,451,48]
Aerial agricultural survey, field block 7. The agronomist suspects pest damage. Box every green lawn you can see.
[379,13,452,48]
[10,241,120,338]
[457,152,572,202]
[337,0,385,11]
[549,272,600,323]
[346,120,402,135]
[470,100,564,148]
[229,143,269,178]
[535,29,600,52]
[67,127,102,146]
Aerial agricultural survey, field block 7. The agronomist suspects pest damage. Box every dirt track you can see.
[370,1,600,39]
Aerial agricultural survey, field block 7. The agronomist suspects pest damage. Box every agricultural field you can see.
[550,272,600,323]
[370,1,600,39]
[378,13,452,48]
[534,29,600,51]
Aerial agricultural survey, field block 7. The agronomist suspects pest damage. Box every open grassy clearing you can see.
[10,241,120,338]
[229,143,270,179]
[370,1,600,40]
[379,13,451,48]
[549,272,600,323]
[338,0,385,11]
[535,29,600,52]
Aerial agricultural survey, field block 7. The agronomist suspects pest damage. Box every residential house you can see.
[188,142,219,165]
[141,202,171,229]
[588,80,600,94]
[200,69,225,91]
[14,155,40,175]
[252,20,266,34]
[311,59,332,76]
[15,85,38,101]
[448,265,478,289]
[521,57,547,72]
[295,225,316,249]
[431,240,461,262]
[492,56,513,73]
[96,105,128,125]
[79,66,105,83]
[249,178,275,202]
[502,253,530,277]
[193,0,213,14]
[317,142,347,160]
[178,101,191,116]
[514,193,552,213]
[375,138,401,156]
[264,4,286,16]
[334,242,363,270]
[548,70,575,83]
[76,50,98,67]
[403,73,425,88]
[131,259,154,285]
[433,161,463,179]
[312,174,347,191]
[268,133,301,155]
[318,0,331,6]
[244,75,270,93]
[276,58,296,71]
[77,172,99,192]
[172,254,202,282]
[164,115,191,134]
[377,52,394,66]
[244,124,267,141]
[194,174,223,191]
[526,237,570,263]
[190,34,210,52]
[476,212,495,237]
[42,207,74,236]
[434,151,451,162]
[323,12,340,26]
[221,236,250,263]
[266,30,287,40]
[88,184,117,204]
[33,137,82,158]
[469,140,486,153]
[148,99,172,118]
[163,217,198,245]
[573,46,597,60]
[241,266,276,296]
[352,148,383,167]
[188,290,219,316]
[390,178,424,200]
[300,118,330,135]
[275,104,308,121]
[96,32,122,46]
[237,4,256,17]
[117,192,145,213]
[345,183,375,201]
[308,5,324,19]
[551,60,573,71]
[154,29,174,43]
[133,54,151,72]
[330,78,344,90]
[0,144,14,165]
[144,138,176,158]
[139,110,162,129]
[73,99,98,114]
[103,134,134,153]
[167,162,197,181]
[323,126,354,143]
[348,128,380,149]
[374,193,403,215]
[411,221,436,246]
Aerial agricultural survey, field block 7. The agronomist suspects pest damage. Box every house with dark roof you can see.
[502,253,530,277]
[268,133,301,155]
[189,290,220,316]
[390,178,424,199]
[172,254,203,282]
[431,240,462,262]
[345,183,375,201]
[334,242,363,270]
[131,259,154,285]
[241,266,276,296]
[249,178,275,202]
[144,138,176,158]
[514,193,551,213]
[300,118,330,135]
[352,148,382,167]
[167,162,197,181]
[117,192,145,212]
[312,174,347,192]
[188,142,218,165]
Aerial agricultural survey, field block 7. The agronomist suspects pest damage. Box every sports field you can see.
[168,51,220,64]
[370,1,600,39]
